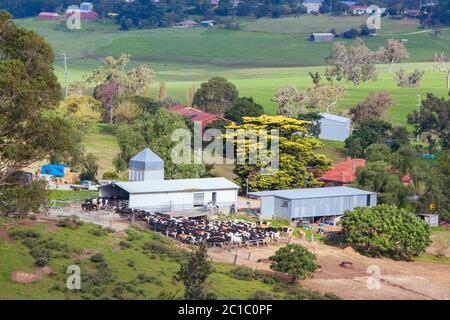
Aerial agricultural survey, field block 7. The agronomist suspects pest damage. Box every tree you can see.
[354,161,409,206]
[396,68,425,87]
[341,205,431,259]
[348,92,394,125]
[407,93,450,150]
[113,100,139,124]
[306,83,347,112]
[0,12,76,186]
[0,180,48,217]
[177,243,214,300]
[58,96,101,134]
[114,108,208,178]
[365,144,392,163]
[269,244,318,283]
[326,39,377,87]
[272,85,305,116]
[93,80,119,124]
[158,80,166,100]
[87,54,155,122]
[193,77,239,116]
[296,112,323,138]
[225,116,332,191]
[345,120,392,157]
[80,153,98,182]
[377,39,410,73]
[224,97,264,124]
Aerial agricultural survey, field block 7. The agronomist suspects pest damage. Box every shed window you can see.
[281,200,288,208]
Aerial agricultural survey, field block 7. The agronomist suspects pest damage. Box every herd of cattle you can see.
[81,197,290,246]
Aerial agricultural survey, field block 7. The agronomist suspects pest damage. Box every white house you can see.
[318,113,351,142]
[100,148,240,212]
[303,0,324,14]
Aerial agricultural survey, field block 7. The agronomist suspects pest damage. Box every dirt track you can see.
[208,238,450,300]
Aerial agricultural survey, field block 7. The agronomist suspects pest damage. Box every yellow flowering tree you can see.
[224,115,332,192]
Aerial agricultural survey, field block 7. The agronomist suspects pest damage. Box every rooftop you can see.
[249,186,375,200]
[129,148,164,171]
[112,177,240,194]
[319,158,366,183]
[320,112,351,124]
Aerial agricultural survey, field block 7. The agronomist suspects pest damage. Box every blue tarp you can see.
[41,164,65,177]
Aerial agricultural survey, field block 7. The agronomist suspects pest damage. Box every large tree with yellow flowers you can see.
[224,115,332,192]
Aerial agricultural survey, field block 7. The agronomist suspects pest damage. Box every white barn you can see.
[100,178,239,212]
[100,148,240,213]
[318,112,351,142]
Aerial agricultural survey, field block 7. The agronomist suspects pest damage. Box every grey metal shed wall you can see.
[319,118,350,141]
[271,194,376,220]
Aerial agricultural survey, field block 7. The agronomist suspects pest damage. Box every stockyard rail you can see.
[148,223,291,249]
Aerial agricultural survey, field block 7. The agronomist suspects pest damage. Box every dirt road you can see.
[208,238,450,300]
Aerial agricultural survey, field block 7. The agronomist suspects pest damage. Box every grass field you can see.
[0,217,331,299]
[15,16,450,128]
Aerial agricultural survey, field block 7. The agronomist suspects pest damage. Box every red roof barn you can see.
[319,158,366,186]
[169,104,230,131]
[65,10,98,21]
[37,12,61,20]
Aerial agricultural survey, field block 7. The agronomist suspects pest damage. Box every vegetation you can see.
[225,115,332,191]
[269,244,318,283]
[341,205,432,259]
[193,77,239,116]
[177,243,214,300]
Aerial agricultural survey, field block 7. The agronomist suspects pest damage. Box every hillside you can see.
[0,216,334,300]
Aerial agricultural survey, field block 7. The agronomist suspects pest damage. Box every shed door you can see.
[193,193,205,206]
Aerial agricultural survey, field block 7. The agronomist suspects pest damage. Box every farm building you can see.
[303,0,324,14]
[37,12,60,20]
[169,104,231,131]
[351,5,370,15]
[100,178,239,212]
[319,158,366,186]
[310,33,334,43]
[318,112,351,141]
[249,186,377,222]
[128,148,164,182]
[174,20,199,28]
[100,148,239,212]
[417,214,439,226]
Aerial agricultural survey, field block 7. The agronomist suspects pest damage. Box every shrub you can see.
[119,241,131,249]
[90,253,105,263]
[341,205,431,259]
[343,28,359,39]
[102,171,119,180]
[396,68,425,87]
[30,246,52,260]
[127,260,136,268]
[35,257,49,266]
[228,266,262,281]
[249,290,274,300]
[9,229,41,240]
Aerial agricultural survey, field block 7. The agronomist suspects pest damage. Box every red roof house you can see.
[169,104,230,131]
[37,12,61,20]
[65,10,98,20]
[319,158,366,186]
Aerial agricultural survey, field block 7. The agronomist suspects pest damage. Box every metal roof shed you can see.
[249,186,377,220]
[318,112,351,142]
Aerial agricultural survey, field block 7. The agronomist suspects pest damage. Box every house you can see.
[310,33,334,42]
[174,20,199,28]
[99,148,239,212]
[169,104,231,131]
[80,2,94,12]
[318,112,351,142]
[210,0,220,5]
[351,5,370,15]
[37,12,61,20]
[303,0,324,14]
[319,158,366,186]
[65,9,98,20]
[249,186,377,222]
